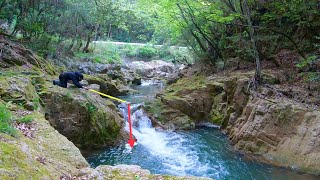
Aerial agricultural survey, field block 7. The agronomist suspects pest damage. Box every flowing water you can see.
[86,81,319,180]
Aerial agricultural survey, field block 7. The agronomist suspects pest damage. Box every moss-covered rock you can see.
[0,75,40,107]
[0,112,88,179]
[85,74,135,96]
[42,81,127,149]
[146,75,226,129]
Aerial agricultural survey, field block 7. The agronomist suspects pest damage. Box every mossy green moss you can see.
[0,141,51,179]
[0,103,16,136]
[165,75,206,97]
[145,99,169,123]
[211,111,224,125]
[17,113,35,123]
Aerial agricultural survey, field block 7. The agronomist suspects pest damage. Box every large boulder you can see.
[85,74,137,96]
[146,75,225,130]
[69,61,142,86]
[41,80,127,149]
[121,68,142,85]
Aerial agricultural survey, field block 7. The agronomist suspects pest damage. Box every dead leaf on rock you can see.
[15,122,36,139]
[36,156,46,165]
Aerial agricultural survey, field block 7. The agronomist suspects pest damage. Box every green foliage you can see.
[1,0,319,68]
[0,103,16,136]
[121,44,139,57]
[211,111,224,126]
[137,45,158,59]
[18,114,34,124]
[296,55,317,68]
[138,0,320,67]
[306,72,320,82]
[32,98,40,111]
[86,103,97,114]
[296,55,320,82]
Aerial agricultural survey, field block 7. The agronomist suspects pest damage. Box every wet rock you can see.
[87,84,100,91]
[227,97,320,175]
[24,101,35,111]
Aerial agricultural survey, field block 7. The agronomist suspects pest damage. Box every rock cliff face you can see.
[148,70,320,175]
[228,97,320,175]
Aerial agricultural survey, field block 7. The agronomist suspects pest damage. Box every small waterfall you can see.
[118,103,211,176]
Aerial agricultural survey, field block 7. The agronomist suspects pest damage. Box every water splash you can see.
[118,103,212,176]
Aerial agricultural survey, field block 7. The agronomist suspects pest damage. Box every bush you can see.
[296,55,320,82]
[137,45,158,59]
[75,43,122,64]
[0,103,16,136]
[158,44,173,60]
[18,114,34,124]
[33,98,40,111]
[121,44,138,57]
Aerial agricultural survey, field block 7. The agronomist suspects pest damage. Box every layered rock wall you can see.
[148,70,320,175]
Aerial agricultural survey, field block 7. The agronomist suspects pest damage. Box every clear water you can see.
[86,81,319,180]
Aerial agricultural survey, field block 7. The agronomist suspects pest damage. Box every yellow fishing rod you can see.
[88,89,128,103]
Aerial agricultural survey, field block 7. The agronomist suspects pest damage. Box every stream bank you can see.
[144,69,320,176]
[86,81,319,180]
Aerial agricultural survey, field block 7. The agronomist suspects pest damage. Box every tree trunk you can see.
[242,0,261,84]
[83,28,94,53]
[108,24,112,39]
[190,31,207,53]
[179,2,224,61]
[77,37,83,51]
[83,34,91,53]
[68,37,76,52]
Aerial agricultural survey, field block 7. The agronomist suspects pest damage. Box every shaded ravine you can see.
[86,81,318,180]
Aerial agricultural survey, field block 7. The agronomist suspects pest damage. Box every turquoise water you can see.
[86,82,319,180]
[86,126,318,180]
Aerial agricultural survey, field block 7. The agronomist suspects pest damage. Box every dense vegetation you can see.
[0,103,16,136]
[0,0,319,82]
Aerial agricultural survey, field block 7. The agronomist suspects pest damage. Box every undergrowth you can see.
[0,103,16,136]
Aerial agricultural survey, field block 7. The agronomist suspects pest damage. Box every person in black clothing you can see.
[53,72,88,89]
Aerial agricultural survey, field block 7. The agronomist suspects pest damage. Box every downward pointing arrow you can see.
[127,103,136,148]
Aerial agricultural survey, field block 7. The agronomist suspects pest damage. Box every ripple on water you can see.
[86,84,319,180]
[86,127,320,180]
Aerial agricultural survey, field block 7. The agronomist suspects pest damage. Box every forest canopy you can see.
[0,0,319,77]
